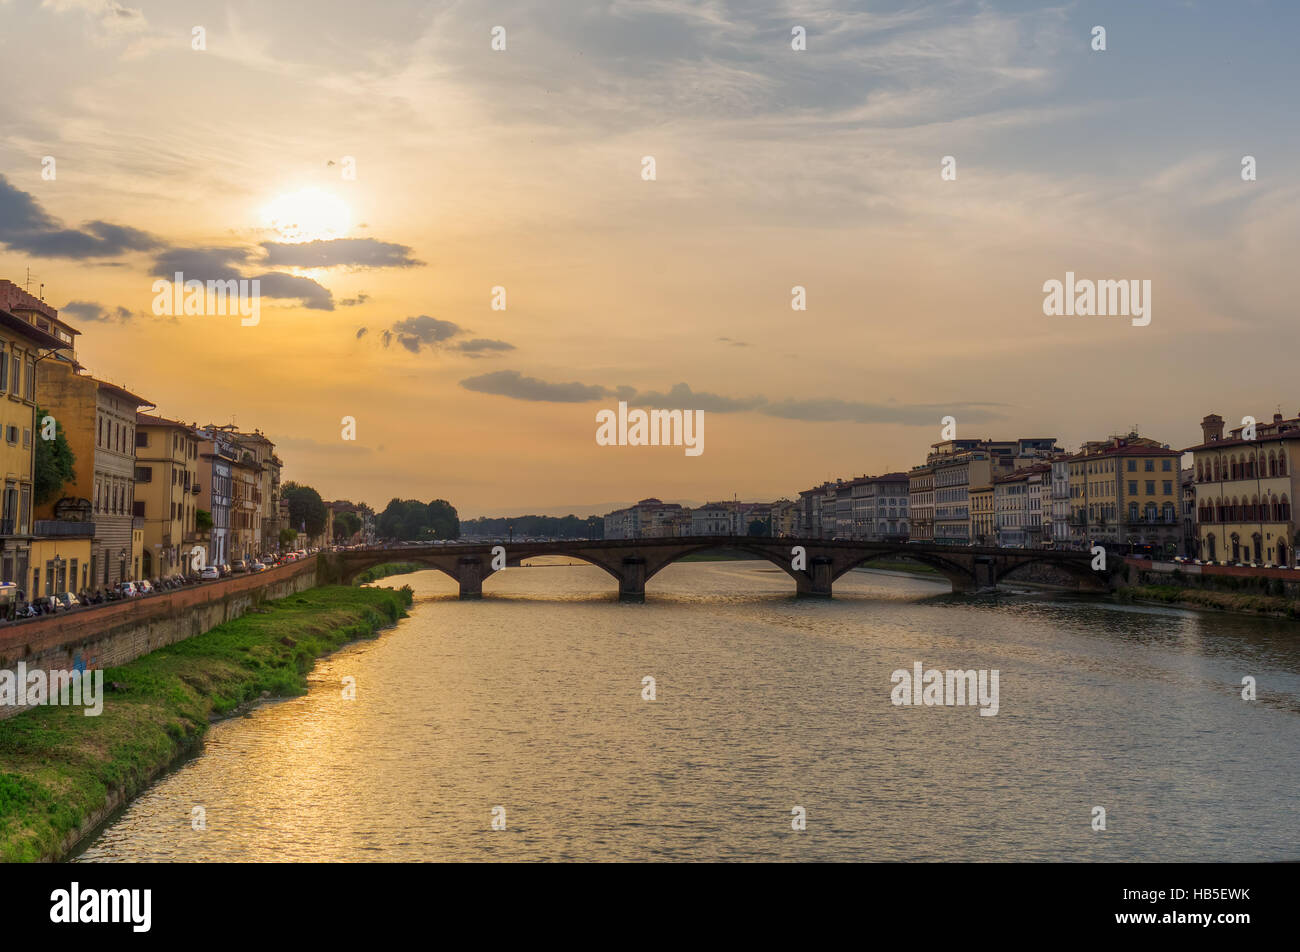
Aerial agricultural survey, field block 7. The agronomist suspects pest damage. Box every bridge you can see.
[323,537,1114,602]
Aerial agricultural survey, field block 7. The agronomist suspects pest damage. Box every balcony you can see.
[191,482,202,494]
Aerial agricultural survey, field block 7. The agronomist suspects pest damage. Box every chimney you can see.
[1201,413,1224,443]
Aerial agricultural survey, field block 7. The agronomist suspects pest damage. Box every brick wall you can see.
[0,559,317,717]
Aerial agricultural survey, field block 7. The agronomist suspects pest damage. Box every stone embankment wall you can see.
[0,559,318,719]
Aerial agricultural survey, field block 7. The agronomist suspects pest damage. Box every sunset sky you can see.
[2,0,1298,517]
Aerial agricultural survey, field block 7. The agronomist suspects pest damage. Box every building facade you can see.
[1186,412,1300,566]
[135,413,201,575]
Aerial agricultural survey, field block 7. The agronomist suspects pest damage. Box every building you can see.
[135,413,201,576]
[1180,467,1197,558]
[34,356,152,588]
[0,281,80,589]
[849,473,909,540]
[1066,431,1181,555]
[604,498,688,539]
[1049,455,1072,547]
[922,438,1059,545]
[908,465,934,542]
[969,484,994,545]
[1185,412,1300,566]
[769,499,797,537]
[195,426,240,568]
[994,463,1050,547]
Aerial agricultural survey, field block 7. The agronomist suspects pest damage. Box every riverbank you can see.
[0,584,412,863]
[352,562,423,585]
[1118,583,1300,619]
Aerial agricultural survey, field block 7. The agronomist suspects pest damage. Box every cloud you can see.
[717,336,748,347]
[261,238,422,269]
[458,370,1009,425]
[371,315,514,356]
[41,0,147,35]
[615,383,765,414]
[149,246,334,310]
[760,399,1005,425]
[0,175,160,259]
[355,327,369,339]
[457,338,515,355]
[460,370,612,403]
[341,293,371,307]
[61,300,133,323]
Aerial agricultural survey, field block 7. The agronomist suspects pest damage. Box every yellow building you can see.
[1067,432,1181,553]
[135,412,200,576]
[0,280,80,588]
[969,485,994,545]
[29,532,93,598]
[34,356,152,588]
[1186,413,1300,565]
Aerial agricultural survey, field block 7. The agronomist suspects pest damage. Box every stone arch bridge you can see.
[323,537,1113,602]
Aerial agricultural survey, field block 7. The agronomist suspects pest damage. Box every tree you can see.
[747,518,770,537]
[279,527,298,548]
[333,510,361,542]
[196,509,213,533]
[282,482,327,538]
[376,497,461,541]
[34,407,76,506]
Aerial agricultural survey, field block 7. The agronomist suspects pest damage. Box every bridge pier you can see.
[796,557,834,598]
[458,557,484,599]
[949,556,997,593]
[619,557,647,602]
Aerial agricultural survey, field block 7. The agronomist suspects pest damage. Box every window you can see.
[98,418,103,447]
[1128,481,1137,494]
[4,426,15,445]
[133,501,145,517]
[136,430,147,448]
[1162,459,1172,471]
[1146,481,1155,494]
[1163,481,1173,495]
[135,466,152,482]
[21,429,29,448]
[11,355,19,395]
[1127,460,1136,472]
[1145,459,1154,471]
[0,344,6,392]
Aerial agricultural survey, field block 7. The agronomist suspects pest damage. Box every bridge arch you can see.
[993,554,1109,591]
[637,540,814,592]
[828,548,977,591]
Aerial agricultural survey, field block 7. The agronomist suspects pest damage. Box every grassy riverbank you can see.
[0,584,412,863]
[1119,584,1300,619]
[352,562,423,585]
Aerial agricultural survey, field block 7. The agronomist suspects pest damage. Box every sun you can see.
[260,187,352,243]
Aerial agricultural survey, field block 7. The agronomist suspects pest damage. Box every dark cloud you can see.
[460,370,611,403]
[341,293,371,306]
[61,300,133,323]
[457,338,515,354]
[459,370,1010,424]
[149,246,334,310]
[261,238,422,269]
[0,174,160,260]
[760,399,1006,425]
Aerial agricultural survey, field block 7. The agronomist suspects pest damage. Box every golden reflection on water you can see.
[76,559,1300,862]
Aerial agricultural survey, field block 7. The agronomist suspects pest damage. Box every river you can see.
[74,559,1300,861]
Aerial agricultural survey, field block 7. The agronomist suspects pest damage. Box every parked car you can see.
[55,591,80,610]
[137,579,154,595]
[249,561,267,573]
[116,581,139,598]
[199,565,220,581]
[232,560,248,574]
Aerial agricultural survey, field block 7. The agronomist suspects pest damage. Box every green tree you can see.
[282,482,327,538]
[427,499,460,540]
[376,498,460,541]
[333,510,361,542]
[279,527,298,548]
[34,407,76,506]
[747,518,770,537]
[196,509,213,533]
